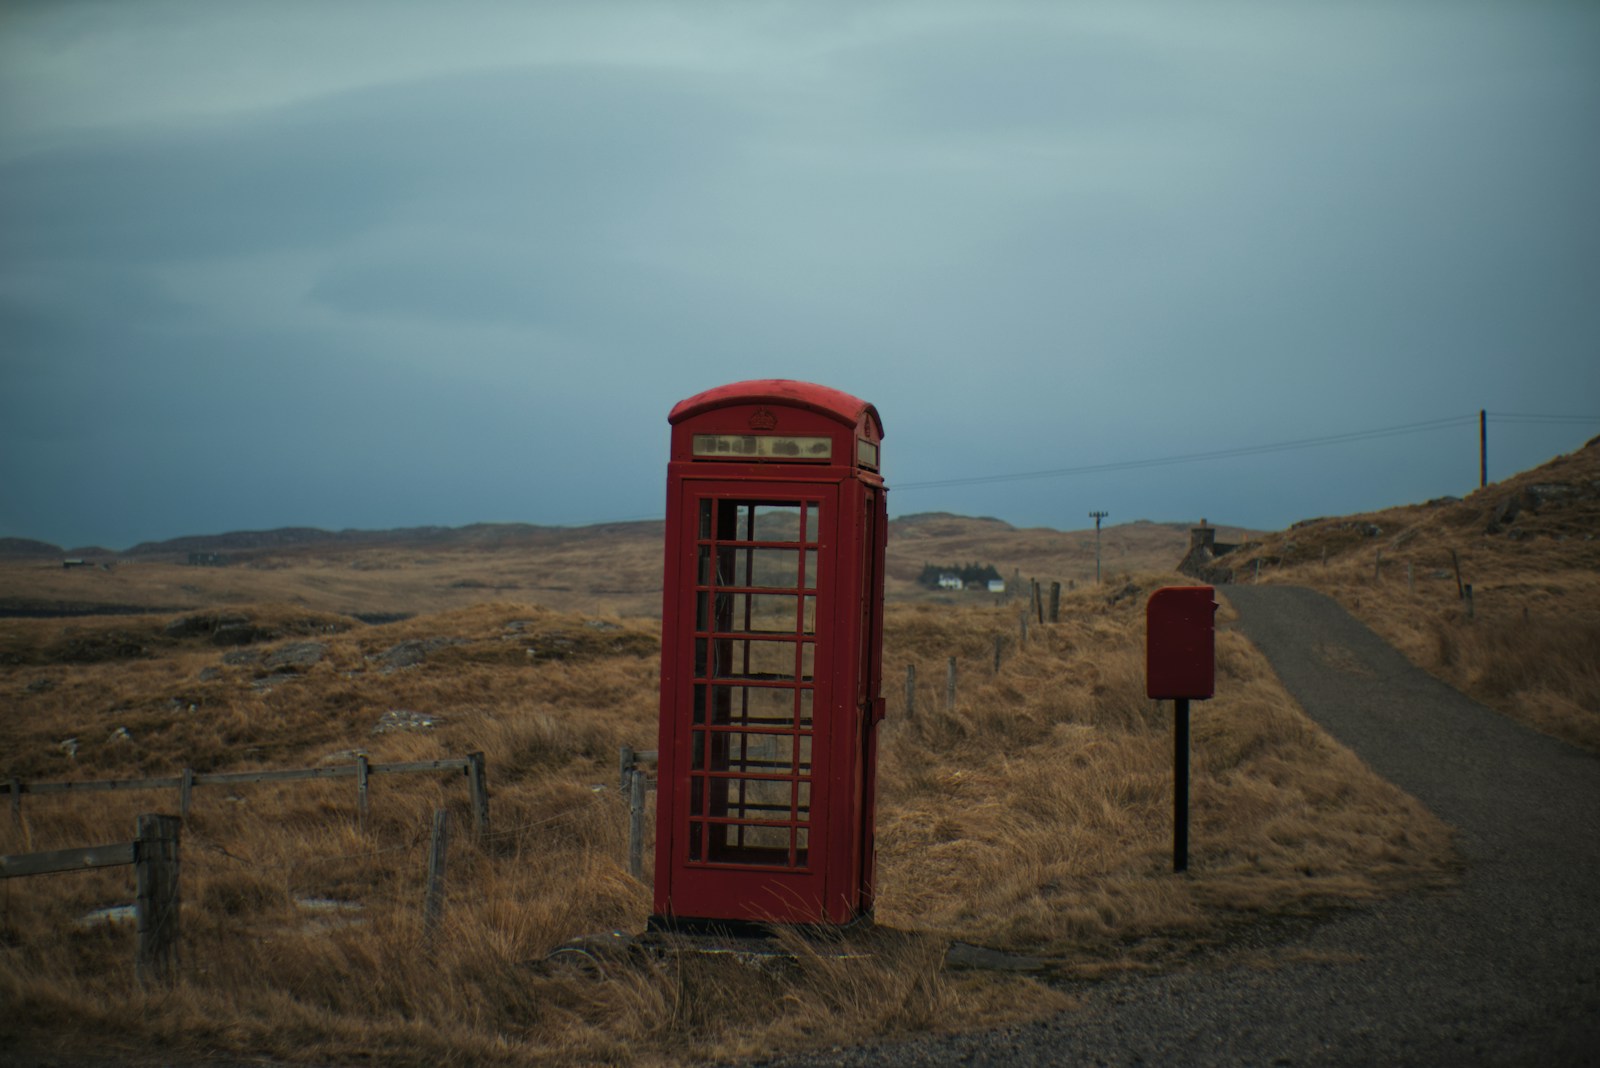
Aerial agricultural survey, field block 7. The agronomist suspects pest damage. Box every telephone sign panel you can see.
[652,380,886,928]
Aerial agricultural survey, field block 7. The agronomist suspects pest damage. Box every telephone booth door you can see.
[661,485,836,922]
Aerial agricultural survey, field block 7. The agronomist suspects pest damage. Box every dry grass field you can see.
[0,530,1453,1064]
[0,514,1252,621]
[1224,436,1600,753]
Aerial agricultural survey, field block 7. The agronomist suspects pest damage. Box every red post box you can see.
[1146,586,1217,701]
[1146,585,1216,873]
[651,380,887,929]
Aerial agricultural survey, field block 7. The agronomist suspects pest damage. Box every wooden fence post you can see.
[628,769,646,880]
[618,744,635,790]
[1464,584,1475,619]
[1375,550,1382,581]
[8,778,19,826]
[466,751,489,840]
[945,657,957,711]
[1049,582,1061,623]
[993,635,1003,675]
[356,755,370,831]
[422,809,449,940]
[135,813,181,986]
[904,665,916,719]
[179,768,194,818]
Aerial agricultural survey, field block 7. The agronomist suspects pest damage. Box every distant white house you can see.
[987,579,1006,593]
[937,573,964,590]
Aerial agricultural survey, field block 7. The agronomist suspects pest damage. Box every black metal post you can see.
[1174,698,1190,873]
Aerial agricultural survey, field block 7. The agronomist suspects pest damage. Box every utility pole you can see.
[1089,510,1109,585]
[1479,409,1487,489]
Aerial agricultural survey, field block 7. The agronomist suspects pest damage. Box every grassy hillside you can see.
[1221,436,1600,752]
[1,575,1448,1065]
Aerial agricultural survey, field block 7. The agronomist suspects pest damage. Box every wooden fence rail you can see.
[6,754,489,839]
[0,813,180,985]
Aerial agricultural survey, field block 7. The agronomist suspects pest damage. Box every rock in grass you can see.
[374,637,457,671]
[372,709,442,734]
[263,641,326,670]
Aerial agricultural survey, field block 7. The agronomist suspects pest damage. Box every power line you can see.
[558,410,1598,522]
[895,414,1483,492]
[1486,412,1599,425]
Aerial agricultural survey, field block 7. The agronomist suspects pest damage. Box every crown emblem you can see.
[749,408,778,430]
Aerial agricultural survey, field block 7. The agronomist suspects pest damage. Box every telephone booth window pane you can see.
[803,550,818,589]
[722,825,789,853]
[797,690,813,727]
[713,639,797,681]
[804,507,819,543]
[698,500,714,539]
[697,547,711,585]
[709,684,794,726]
[799,643,814,680]
[750,505,804,542]
[720,730,799,774]
[701,592,810,635]
[716,547,801,590]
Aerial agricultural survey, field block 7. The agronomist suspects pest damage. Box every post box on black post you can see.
[1147,586,1218,872]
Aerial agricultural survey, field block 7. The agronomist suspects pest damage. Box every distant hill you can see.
[1221,435,1600,577]
[0,512,1248,619]
[121,521,665,559]
[0,538,64,558]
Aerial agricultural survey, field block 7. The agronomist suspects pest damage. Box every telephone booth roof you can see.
[669,379,883,440]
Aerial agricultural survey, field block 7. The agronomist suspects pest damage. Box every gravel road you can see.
[748,585,1600,1067]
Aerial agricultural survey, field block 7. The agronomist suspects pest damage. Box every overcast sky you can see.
[3,1,1597,550]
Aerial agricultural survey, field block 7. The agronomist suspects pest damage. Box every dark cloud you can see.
[2,3,1598,548]
[0,63,744,263]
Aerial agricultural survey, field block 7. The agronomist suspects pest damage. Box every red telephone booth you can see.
[651,380,887,929]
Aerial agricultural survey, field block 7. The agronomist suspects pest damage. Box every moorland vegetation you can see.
[12,443,1593,1065]
[1,561,1452,1064]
